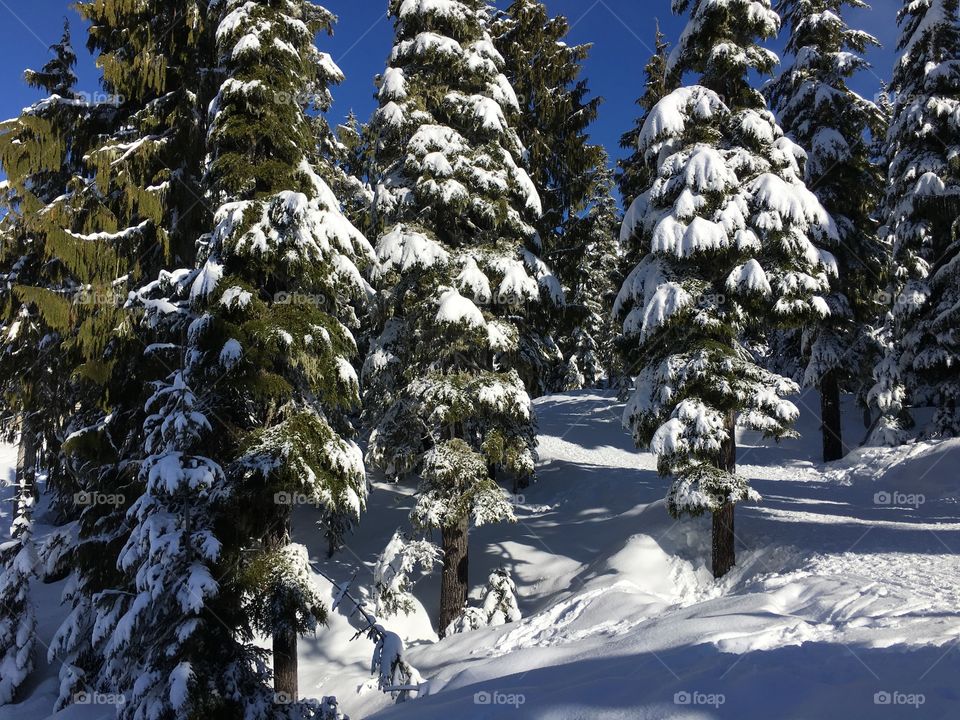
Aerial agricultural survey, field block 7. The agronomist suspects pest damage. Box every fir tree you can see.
[768,0,887,461]
[331,111,375,235]
[194,0,372,706]
[24,19,78,97]
[101,373,253,719]
[617,22,672,210]
[42,1,217,709]
[496,0,614,394]
[616,0,838,577]
[0,470,38,704]
[364,0,543,635]
[560,163,621,388]
[870,0,960,442]
[0,21,84,507]
[614,25,673,396]
[445,567,521,634]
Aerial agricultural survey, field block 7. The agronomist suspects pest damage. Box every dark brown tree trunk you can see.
[712,502,736,578]
[271,512,298,702]
[821,370,844,462]
[712,411,737,578]
[438,513,469,637]
[721,410,736,474]
[272,623,298,702]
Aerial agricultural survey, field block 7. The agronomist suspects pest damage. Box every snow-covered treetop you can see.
[668,0,781,108]
[372,0,541,239]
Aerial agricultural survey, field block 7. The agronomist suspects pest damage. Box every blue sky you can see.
[0,0,903,171]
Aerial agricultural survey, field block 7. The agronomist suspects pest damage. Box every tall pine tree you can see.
[560,162,621,389]
[616,0,838,577]
[43,0,220,711]
[768,0,887,461]
[870,0,960,442]
[495,0,612,393]
[99,0,376,714]
[364,0,542,634]
[617,22,673,210]
[0,21,86,508]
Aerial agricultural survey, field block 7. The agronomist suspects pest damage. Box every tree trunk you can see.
[272,623,298,703]
[722,409,736,473]
[438,514,469,637]
[712,411,737,579]
[712,502,735,579]
[271,512,298,702]
[820,370,843,462]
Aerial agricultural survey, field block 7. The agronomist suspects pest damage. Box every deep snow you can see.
[2,390,959,719]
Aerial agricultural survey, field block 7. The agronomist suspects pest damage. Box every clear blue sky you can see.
[0,0,903,173]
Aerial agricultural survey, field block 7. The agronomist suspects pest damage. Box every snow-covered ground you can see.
[3,390,959,718]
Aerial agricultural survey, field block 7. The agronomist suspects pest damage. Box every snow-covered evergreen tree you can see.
[205,0,373,705]
[0,473,38,704]
[560,163,621,389]
[768,0,887,461]
[496,0,620,394]
[0,21,84,506]
[332,111,376,236]
[364,0,542,634]
[617,22,673,210]
[100,373,261,720]
[445,567,521,634]
[373,531,440,618]
[870,0,960,442]
[616,0,838,577]
[40,1,217,709]
[32,0,370,713]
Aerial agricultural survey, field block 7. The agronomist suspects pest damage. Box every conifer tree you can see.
[207,0,372,705]
[332,111,375,235]
[616,0,838,577]
[0,471,38,704]
[364,0,542,634]
[96,1,376,713]
[42,0,219,711]
[496,0,614,393]
[870,0,960,442]
[560,163,621,388]
[769,0,887,461]
[611,26,674,395]
[0,21,84,506]
[617,23,672,210]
